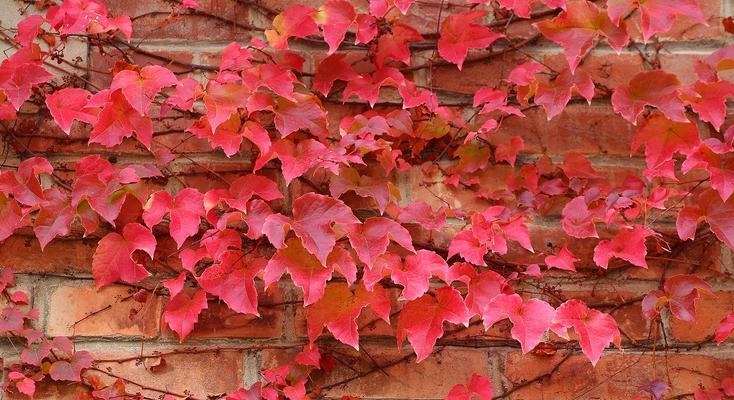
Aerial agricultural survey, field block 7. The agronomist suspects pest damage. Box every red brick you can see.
[0,236,95,273]
[543,52,646,90]
[262,346,493,399]
[88,48,194,89]
[31,114,205,157]
[294,287,399,339]
[432,50,643,95]
[431,52,526,94]
[671,291,734,342]
[504,352,734,399]
[5,382,90,400]
[406,163,513,212]
[161,286,284,339]
[90,348,245,398]
[106,0,250,40]
[558,291,651,341]
[623,233,723,280]
[46,284,161,337]
[623,0,724,41]
[493,103,635,157]
[660,52,711,85]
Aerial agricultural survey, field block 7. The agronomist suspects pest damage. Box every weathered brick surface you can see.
[671,291,734,342]
[263,347,494,399]
[5,382,90,399]
[504,352,734,399]
[46,284,161,337]
[0,236,95,272]
[1,0,733,398]
[90,349,245,398]
[107,0,251,40]
[160,287,284,339]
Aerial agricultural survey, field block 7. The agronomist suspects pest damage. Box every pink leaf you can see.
[92,223,156,288]
[481,293,555,353]
[553,299,621,365]
[397,286,472,362]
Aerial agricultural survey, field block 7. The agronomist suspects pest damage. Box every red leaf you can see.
[467,207,534,255]
[0,60,54,110]
[305,282,390,349]
[198,251,266,315]
[677,189,734,248]
[535,68,594,119]
[481,293,555,353]
[16,14,44,47]
[0,156,53,207]
[643,274,711,321]
[464,270,513,315]
[144,188,205,248]
[607,0,706,42]
[33,191,74,250]
[257,139,327,183]
[242,64,297,101]
[694,388,723,400]
[473,87,523,116]
[611,70,686,124]
[315,0,356,54]
[716,310,734,344]
[355,14,378,44]
[92,223,156,288]
[397,201,447,231]
[488,0,566,18]
[204,174,282,214]
[0,195,27,242]
[265,5,319,50]
[508,61,545,86]
[375,23,423,68]
[220,42,254,71]
[665,275,710,321]
[49,351,93,382]
[724,378,734,396]
[313,54,359,96]
[163,289,208,342]
[593,225,656,269]
[680,80,734,131]
[534,0,628,72]
[203,80,249,132]
[45,88,98,134]
[397,286,472,362]
[545,246,580,271]
[346,217,415,269]
[294,344,321,367]
[274,94,328,139]
[560,152,600,179]
[553,299,621,365]
[446,373,493,400]
[448,230,488,265]
[343,67,405,107]
[632,114,700,172]
[110,65,178,114]
[291,193,359,264]
[9,372,35,397]
[90,90,154,149]
[494,136,524,167]
[163,272,186,298]
[390,249,449,301]
[160,78,203,116]
[265,238,334,306]
[330,167,393,213]
[437,10,504,70]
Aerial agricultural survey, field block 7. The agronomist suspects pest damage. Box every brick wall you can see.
[1,0,734,398]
